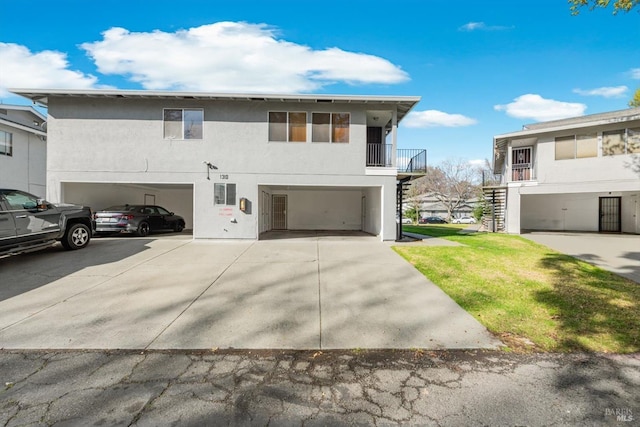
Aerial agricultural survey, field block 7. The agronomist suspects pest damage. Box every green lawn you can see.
[394,225,640,353]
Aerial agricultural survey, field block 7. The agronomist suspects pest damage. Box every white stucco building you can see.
[491,107,640,234]
[12,89,425,240]
[0,105,47,196]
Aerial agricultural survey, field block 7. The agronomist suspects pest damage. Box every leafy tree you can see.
[569,0,639,14]
[630,88,640,108]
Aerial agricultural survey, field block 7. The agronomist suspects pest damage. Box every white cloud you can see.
[573,86,628,98]
[494,94,587,121]
[631,68,640,79]
[403,110,477,128]
[458,22,513,31]
[468,159,485,166]
[80,22,409,93]
[0,43,99,98]
[459,22,486,31]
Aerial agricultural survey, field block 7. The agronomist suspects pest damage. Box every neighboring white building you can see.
[12,89,425,240]
[0,105,47,196]
[491,107,640,234]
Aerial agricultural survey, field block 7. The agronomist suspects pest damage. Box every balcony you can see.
[366,144,427,177]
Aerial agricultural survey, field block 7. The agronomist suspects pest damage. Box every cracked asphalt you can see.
[1,349,638,426]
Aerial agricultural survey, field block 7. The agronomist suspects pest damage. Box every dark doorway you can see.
[366,126,385,166]
[599,197,621,232]
[272,194,287,230]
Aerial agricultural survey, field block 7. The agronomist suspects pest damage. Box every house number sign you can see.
[220,174,229,179]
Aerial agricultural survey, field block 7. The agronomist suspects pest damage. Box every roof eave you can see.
[9,88,421,121]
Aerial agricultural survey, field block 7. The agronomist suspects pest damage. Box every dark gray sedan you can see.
[94,205,185,237]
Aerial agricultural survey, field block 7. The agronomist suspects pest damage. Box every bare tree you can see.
[423,158,479,221]
[474,159,502,187]
[403,182,423,223]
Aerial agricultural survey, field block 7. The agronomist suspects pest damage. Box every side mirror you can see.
[36,198,49,211]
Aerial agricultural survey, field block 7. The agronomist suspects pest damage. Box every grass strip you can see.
[394,225,639,353]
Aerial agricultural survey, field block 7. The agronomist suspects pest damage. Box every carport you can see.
[257,185,383,238]
[60,182,195,231]
[520,191,640,234]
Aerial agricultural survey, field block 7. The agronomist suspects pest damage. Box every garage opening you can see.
[258,185,382,239]
[60,182,194,233]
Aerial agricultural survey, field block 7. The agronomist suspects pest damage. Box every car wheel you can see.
[61,223,91,250]
[136,222,150,237]
[173,221,184,232]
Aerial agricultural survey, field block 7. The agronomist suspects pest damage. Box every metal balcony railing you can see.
[366,143,393,167]
[397,149,427,174]
[366,144,428,174]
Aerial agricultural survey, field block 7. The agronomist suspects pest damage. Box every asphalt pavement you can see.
[522,231,640,284]
[1,349,638,426]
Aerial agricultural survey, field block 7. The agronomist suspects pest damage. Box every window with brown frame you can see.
[269,112,307,142]
[312,112,350,143]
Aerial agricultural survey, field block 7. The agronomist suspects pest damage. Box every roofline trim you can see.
[9,88,421,105]
[495,112,640,139]
[0,118,47,137]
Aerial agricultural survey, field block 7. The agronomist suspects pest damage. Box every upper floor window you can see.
[269,112,307,142]
[603,128,640,156]
[312,113,350,143]
[512,147,532,181]
[555,134,597,160]
[0,130,12,156]
[163,108,203,140]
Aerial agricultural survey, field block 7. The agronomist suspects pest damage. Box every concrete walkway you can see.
[522,232,640,284]
[0,234,501,350]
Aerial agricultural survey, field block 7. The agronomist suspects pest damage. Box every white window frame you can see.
[0,130,12,156]
[214,183,237,206]
[163,108,204,140]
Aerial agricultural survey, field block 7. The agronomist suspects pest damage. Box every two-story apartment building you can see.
[11,89,424,240]
[490,107,640,234]
[0,105,47,196]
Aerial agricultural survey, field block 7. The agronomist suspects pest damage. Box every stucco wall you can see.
[534,135,638,186]
[520,191,639,233]
[0,125,46,196]
[45,96,402,240]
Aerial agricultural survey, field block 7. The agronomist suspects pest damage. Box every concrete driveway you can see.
[0,233,500,350]
[522,232,640,284]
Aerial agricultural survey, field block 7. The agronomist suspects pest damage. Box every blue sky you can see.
[1,0,638,165]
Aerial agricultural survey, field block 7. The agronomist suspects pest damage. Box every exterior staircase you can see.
[481,186,507,232]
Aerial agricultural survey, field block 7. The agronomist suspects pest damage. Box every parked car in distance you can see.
[94,205,185,237]
[0,188,93,256]
[452,216,477,224]
[419,216,447,224]
[396,216,413,224]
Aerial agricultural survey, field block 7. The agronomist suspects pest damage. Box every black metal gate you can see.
[599,197,621,232]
